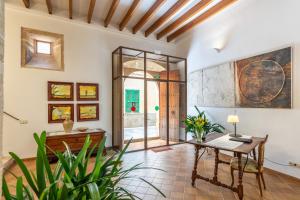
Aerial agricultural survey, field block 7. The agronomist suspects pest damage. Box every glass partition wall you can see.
[112,47,187,151]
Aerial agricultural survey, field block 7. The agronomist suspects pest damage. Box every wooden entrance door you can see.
[159,71,180,142]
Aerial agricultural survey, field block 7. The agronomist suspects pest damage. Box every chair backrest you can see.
[257,135,269,171]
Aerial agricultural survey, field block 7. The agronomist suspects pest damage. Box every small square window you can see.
[36,41,51,54]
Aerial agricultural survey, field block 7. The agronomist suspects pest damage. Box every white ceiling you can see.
[7,0,223,41]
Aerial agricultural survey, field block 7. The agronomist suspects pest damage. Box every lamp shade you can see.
[227,115,239,123]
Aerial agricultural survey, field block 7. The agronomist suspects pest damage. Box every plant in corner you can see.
[2,131,165,199]
[184,106,225,142]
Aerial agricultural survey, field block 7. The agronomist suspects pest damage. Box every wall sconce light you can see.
[213,48,222,53]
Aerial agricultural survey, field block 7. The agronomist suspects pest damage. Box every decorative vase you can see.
[63,117,73,133]
[194,130,204,143]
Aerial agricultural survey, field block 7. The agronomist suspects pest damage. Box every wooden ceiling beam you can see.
[22,0,30,8]
[119,0,140,31]
[132,0,166,34]
[87,0,96,23]
[46,0,52,14]
[157,0,213,40]
[167,0,237,42]
[145,0,190,37]
[104,0,120,27]
[69,0,73,19]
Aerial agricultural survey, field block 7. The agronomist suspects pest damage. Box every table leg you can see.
[192,145,200,187]
[253,149,257,161]
[213,148,219,183]
[237,153,244,200]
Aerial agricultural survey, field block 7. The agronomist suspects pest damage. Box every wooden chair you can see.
[230,135,268,196]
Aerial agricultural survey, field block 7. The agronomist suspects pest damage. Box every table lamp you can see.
[227,115,242,137]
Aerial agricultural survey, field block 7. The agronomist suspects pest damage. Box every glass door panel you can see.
[147,80,167,148]
[113,47,187,152]
[169,57,186,81]
[122,48,145,78]
[123,78,145,151]
[146,53,167,80]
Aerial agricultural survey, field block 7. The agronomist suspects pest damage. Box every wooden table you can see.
[188,133,264,200]
[46,129,105,162]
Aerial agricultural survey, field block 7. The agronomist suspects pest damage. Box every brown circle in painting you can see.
[238,60,285,103]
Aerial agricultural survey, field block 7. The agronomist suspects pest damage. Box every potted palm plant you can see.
[184,106,225,142]
[2,131,165,200]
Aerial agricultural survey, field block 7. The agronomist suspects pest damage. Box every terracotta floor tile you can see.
[5,144,300,200]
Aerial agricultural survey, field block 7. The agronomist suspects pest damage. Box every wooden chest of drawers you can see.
[46,129,105,162]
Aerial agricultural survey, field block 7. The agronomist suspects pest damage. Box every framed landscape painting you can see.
[77,103,99,121]
[48,81,74,101]
[77,83,99,101]
[48,104,74,123]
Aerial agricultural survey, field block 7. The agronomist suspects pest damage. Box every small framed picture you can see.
[76,83,99,101]
[77,103,99,122]
[48,81,74,101]
[48,104,74,123]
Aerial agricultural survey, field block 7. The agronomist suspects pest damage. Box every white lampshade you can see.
[227,115,239,123]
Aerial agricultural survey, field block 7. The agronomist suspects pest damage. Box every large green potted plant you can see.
[2,131,165,200]
[184,106,225,142]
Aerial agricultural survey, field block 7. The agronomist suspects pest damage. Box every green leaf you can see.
[33,132,55,184]
[86,183,101,200]
[139,178,166,198]
[16,177,24,200]
[36,145,46,193]
[2,177,12,200]
[56,152,71,174]
[69,135,92,177]
[9,152,39,196]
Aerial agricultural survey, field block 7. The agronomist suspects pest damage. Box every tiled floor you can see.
[5,144,300,200]
[126,139,179,151]
[120,144,300,200]
[124,126,159,140]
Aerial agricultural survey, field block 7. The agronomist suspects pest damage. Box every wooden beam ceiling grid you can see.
[167,0,237,42]
[22,0,30,8]
[18,0,238,43]
[119,0,140,31]
[145,0,190,37]
[46,0,52,14]
[104,0,120,27]
[87,0,96,23]
[132,0,166,34]
[157,0,214,40]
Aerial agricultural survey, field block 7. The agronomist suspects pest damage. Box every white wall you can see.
[3,5,178,158]
[177,0,300,178]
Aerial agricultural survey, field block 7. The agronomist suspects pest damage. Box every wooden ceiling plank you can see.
[145,0,190,37]
[119,0,140,31]
[69,0,73,19]
[22,0,30,8]
[46,0,52,14]
[167,0,237,42]
[132,0,166,34]
[104,0,120,27]
[87,0,96,24]
[157,0,213,40]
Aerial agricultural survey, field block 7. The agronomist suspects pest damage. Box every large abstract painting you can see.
[235,47,292,108]
[188,47,292,109]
